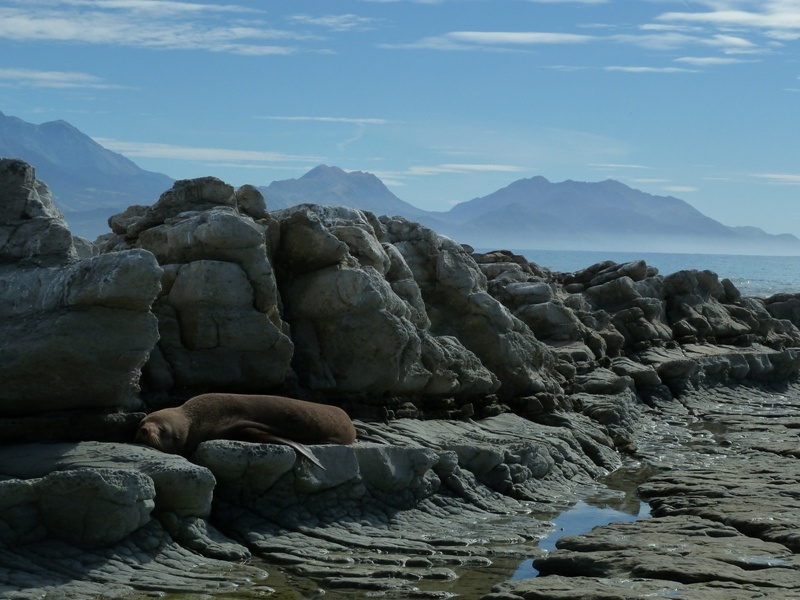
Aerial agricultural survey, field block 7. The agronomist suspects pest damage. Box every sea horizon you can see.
[494,248,800,299]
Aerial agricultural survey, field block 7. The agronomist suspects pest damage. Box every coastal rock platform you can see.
[487,382,800,599]
[1,160,799,599]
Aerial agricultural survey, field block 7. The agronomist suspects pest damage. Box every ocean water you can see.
[511,249,800,299]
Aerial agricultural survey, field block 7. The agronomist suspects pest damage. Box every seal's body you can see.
[135,393,356,466]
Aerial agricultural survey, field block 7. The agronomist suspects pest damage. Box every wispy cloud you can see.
[664,185,698,193]
[0,67,124,89]
[387,24,761,57]
[590,163,650,169]
[94,138,322,164]
[630,178,670,184]
[658,1,800,42]
[611,31,758,53]
[0,0,307,55]
[288,14,379,32]
[259,116,389,125]
[448,31,594,45]
[753,172,800,185]
[675,56,756,66]
[604,66,699,73]
[384,30,594,50]
[405,163,527,176]
[523,0,608,4]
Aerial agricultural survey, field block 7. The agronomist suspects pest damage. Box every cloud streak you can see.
[604,66,699,73]
[260,116,389,125]
[94,138,322,164]
[658,1,800,40]
[385,30,594,50]
[288,13,379,32]
[0,0,307,55]
[753,172,800,185]
[387,25,762,59]
[0,68,125,89]
[405,163,527,176]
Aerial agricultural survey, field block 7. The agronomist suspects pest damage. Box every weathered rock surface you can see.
[0,159,162,415]
[3,163,800,599]
[272,205,502,401]
[99,178,295,396]
[0,417,610,599]
[486,382,800,600]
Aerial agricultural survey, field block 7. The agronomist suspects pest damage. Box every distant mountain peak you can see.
[261,164,436,221]
[0,111,174,240]
[303,164,345,179]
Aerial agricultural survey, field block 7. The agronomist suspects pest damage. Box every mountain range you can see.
[0,111,173,239]
[2,111,798,255]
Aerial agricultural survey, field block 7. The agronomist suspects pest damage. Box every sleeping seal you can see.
[135,393,356,468]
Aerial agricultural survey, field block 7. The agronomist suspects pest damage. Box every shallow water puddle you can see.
[510,499,651,579]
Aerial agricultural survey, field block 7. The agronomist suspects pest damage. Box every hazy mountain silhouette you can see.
[0,111,173,239]
[261,164,446,227]
[265,168,800,255]
[440,176,785,253]
[2,111,798,254]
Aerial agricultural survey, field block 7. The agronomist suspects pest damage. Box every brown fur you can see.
[135,393,356,464]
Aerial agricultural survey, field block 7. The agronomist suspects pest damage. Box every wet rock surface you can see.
[488,383,800,599]
[2,164,800,599]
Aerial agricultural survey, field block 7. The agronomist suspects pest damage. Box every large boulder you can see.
[273,205,499,403]
[0,160,162,415]
[382,218,560,399]
[0,158,75,265]
[103,178,294,396]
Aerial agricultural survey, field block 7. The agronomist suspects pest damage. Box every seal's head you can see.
[135,408,188,454]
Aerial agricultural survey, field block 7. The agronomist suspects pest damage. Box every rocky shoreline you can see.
[1,158,799,598]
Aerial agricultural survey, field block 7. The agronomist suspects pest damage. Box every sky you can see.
[1,0,800,238]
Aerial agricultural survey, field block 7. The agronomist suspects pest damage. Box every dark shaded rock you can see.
[0,160,162,415]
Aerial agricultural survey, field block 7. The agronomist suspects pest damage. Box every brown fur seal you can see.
[135,393,356,468]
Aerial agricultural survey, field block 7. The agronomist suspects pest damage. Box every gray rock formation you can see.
[381,219,559,400]
[272,205,501,404]
[100,178,294,396]
[487,383,800,600]
[3,163,800,599]
[0,159,162,415]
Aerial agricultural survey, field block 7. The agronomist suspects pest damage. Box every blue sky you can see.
[1,0,800,238]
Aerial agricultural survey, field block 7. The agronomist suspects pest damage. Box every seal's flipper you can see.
[268,434,326,470]
[231,425,326,470]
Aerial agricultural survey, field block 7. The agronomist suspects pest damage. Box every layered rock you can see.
[3,163,800,599]
[100,178,294,396]
[272,205,510,407]
[381,220,560,401]
[0,159,161,415]
[473,250,800,404]
[486,382,800,600]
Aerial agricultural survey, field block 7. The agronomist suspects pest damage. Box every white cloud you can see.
[94,138,322,164]
[658,2,800,41]
[604,66,699,73]
[611,31,758,53]
[0,1,307,55]
[288,14,379,32]
[0,67,124,89]
[448,31,594,45]
[590,163,650,169]
[753,172,800,185]
[675,56,755,65]
[60,0,259,15]
[663,185,698,193]
[259,116,389,125]
[523,0,608,3]
[385,30,594,50]
[405,163,527,176]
